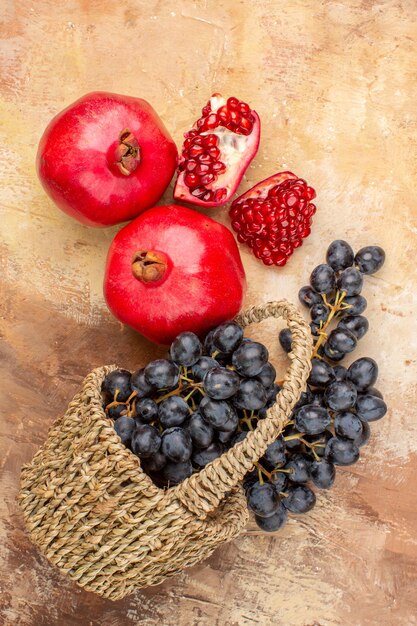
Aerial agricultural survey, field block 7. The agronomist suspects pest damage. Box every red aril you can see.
[229,172,317,266]
[174,94,260,207]
[104,205,246,344]
[37,92,178,227]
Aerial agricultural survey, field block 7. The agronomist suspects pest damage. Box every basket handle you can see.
[174,300,312,519]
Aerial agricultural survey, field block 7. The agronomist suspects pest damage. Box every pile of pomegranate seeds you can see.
[230,177,317,266]
[178,96,255,203]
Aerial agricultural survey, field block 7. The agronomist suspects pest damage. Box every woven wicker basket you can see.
[18,301,312,600]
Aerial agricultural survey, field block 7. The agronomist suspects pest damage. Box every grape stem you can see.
[311,290,348,359]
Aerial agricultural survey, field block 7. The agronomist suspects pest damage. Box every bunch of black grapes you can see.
[102,240,387,534]
[102,322,280,489]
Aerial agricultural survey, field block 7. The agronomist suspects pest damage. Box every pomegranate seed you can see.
[201,173,215,185]
[217,106,229,123]
[227,97,239,110]
[213,188,227,203]
[238,102,250,115]
[198,153,213,164]
[212,161,226,173]
[207,146,220,160]
[184,172,198,187]
[185,159,198,172]
[202,134,218,147]
[195,163,210,175]
[205,113,218,129]
[229,176,316,267]
[189,145,204,158]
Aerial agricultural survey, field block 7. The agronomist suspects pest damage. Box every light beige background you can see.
[1,1,416,625]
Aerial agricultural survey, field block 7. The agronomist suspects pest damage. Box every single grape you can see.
[294,389,314,410]
[310,390,325,406]
[270,471,288,492]
[141,451,167,473]
[131,424,161,458]
[324,381,357,411]
[203,367,240,400]
[170,331,202,366]
[366,387,383,399]
[262,437,286,469]
[337,267,363,297]
[265,382,282,405]
[356,421,371,447]
[256,362,276,388]
[230,431,248,446]
[199,397,239,432]
[191,356,218,381]
[295,404,331,435]
[114,416,136,447]
[192,442,224,467]
[298,286,323,308]
[217,429,236,444]
[325,437,360,465]
[334,411,363,441]
[161,460,193,486]
[144,359,179,390]
[232,341,269,377]
[333,365,348,382]
[355,245,385,274]
[338,315,369,339]
[161,427,193,462]
[158,396,190,428]
[348,357,378,390]
[326,240,354,271]
[311,302,330,324]
[130,367,154,398]
[310,459,336,489]
[310,322,321,337]
[247,481,279,518]
[340,295,367,317]
[356,394,387,422]
[203,329,216,356]
[255,502,288,532]
[283,485,316,513]
[212,321,244,353]
[234,378,267,410]
[188,412,214,449]
[279,328,293,353]
[106,403,127,420]
[243,469,258,493]
[327,328,357,354]
[135,398,158,423]
[310,264,336,294]
[323,342,346,362]
[102,369,132,402]
[285,454,311,483]
[308,357,335,387]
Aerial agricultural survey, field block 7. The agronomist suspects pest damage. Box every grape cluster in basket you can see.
[102,324,280,489]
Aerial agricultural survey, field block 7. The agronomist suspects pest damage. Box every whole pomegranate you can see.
[104,205,246,344]
[37,92,178,227]
[174,94,260,207]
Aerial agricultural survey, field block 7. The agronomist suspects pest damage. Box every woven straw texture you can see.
[18,300,312,601]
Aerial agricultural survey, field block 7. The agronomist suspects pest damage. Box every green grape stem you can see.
[311,290,349,359]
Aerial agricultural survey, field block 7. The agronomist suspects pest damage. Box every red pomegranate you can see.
[174,94,260,207]
[37,92,178,227]
[104,205,246,344]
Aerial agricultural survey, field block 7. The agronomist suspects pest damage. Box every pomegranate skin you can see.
[104,205,247,344]
[36,92,178,227]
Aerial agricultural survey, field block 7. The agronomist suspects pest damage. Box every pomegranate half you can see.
[174,94,260,207]
[37,92,178,227]
[104,205,246,344]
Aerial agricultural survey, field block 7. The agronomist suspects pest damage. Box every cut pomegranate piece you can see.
[174,94,260,207]
[229,171,317,267]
